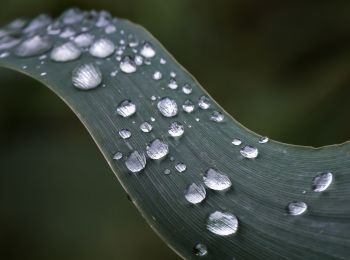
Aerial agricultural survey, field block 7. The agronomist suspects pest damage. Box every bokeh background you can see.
[1,1,350,259]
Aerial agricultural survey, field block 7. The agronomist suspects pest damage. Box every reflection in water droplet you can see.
[113,152,123,160]
[198,96,211,109]
[50,42,81,62]
[210,111,224,122]
[153,71,162,80]
[140,121,153,133]
[168,78,178,89]
[89,38,115,58]
[312,172,333,192]
[119,129,131,139]
[259,136,269,144]
[203,168,231,191]
[157,97,178,117]
[185,183,206,204]
[182,84,192,94]
[146,139,169,160]
[240,145,258,159]
[120,56,137,73]
[116,100,136,117]
[232,138,242,146]
[125,151,146,173]
[287,202,307,216]
[183,100,195,113]
[193,243,208,257]
[74,33,95,47]
[175,163,187,173]
[72,63,102,90]
[140,41,155,58]
[15,35,52,57]
[207,211,238,236]
[168,121,184,137]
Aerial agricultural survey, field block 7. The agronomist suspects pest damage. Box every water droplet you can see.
[61,8,84,24]
[40,72,47,77]
[0,52,10,58]
[160,58,166,64]
[175,163,187,172]
[151,95,157,101]
[182,84,192,94]
[116,100,136,117]
[134,55,143,66]
[89,38,115,58]
[119,129,131,139]
[153,71,162,80]
[240,145,258,159]
[72,63,102,90]
[193,243,208,257]
[0,36,21,50]
[231,138,242,146]
[50,41,81,62]
[168,121,184,137]
[168,78,178,89]
[183,100,195,113]
[157,97,178,117]
[287,202,307,216]
[95,11,111,27]
[120,56,137,73]
[259,136,269,144]
[23,14,52,34]
[150,117,156,122]
[312,172,333,192]
[146,139,169,160]
[15,35,52,57]
[125,151,146,173]
[203,168,231,191]
[140,121,152,133]
[140,41,155,58]
[170,71,176,78]
[207,212,239,238]
[185,183,206,204]
[105,24,116,34]
[198,96,211,109]
[210,111,224,122]
[113,152,123,160]
[59,27,77,38]
[164,169,171,175]
[74,33,95,47]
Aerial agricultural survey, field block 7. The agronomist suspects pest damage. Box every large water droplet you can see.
[312,172,333,192]
[140,121,153,133]
[168,121,184,137]
[146,139,169,160]
[175,163,187,172]
[140,41,155,58]
[116,100,136,117]
[193,243,208,257]
[207,211,238,236]
[89,37,115,58]
[15,35,52,57]
[157,97,178,117]
[287,202,307,216]
[198,96,211,109]
[240,145,258,159]
[50,41,81,62]
[125,151,146,173]
[203,168,232,191]
[119,129,131,139]
[183,100,195,113]
[72,63,102,90]
[120,56,137,73]
[210,111,224,122]
[185,183,206,204]
[74,33,95,47]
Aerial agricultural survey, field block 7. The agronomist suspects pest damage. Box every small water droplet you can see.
[312,172,333,192]
[125,151,146,173]
[207,211,238,236]
[164,169,171,175]
[0,36,21,51]
[259,136,269,144]
[150,117,156,122]
[59,27,76,38]
[89,38,115,58]
[134,55,143,66]
[0,52,10,58]
[50,41,81,62]
[232,138,242,146]
[168,121,184,137]
[105,24,116,34]
[175,163,187,172]
[240,145,258,159]
[95,11,111,27]
[116,100,136,117]
[157,97,178,117]
[74,33,95,47]
[210,111,224,122]
[182,84,192,94]
[113,152,123,160]
[198,96,211,110]
[168,78,178,89]
[183,100,195,113]
[61,8,84,24]
[140,121,152,133]
[153,71,162,80]
[120,56,137,73]
[119,129,131,139]
[203,168,231,191]
[170,71,176,78]
[151,95,157,101]
[146,139,169,160]
[72,63,102,90]
[160,58,166,64]
[140,41,155,58]
[15,35,52,57]
[287,201,307,216]
[40,72,47,77]
[185,183,206,204]
[193,243,208,257]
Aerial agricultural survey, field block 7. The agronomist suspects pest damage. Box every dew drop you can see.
[182,84,192,94]
[89,38,115,58]
[198,96,211,109]
[116,100,136,117]
[160,58,166,64]
[73,33,95,47]
[0,52,10,59]
[312,172,333,192]
[259,136,269,144]
[40,72,47,77]
[125,151,146,173]
[210,111,224,122]
[164,169,171,175]
[193,243,208,257]
[240,145,258,159]
[119,129,131,139]
[59,27,76,38]
[134,55,143,66]
[105,24,117,34]
[157,97,178,117]
[183,100,195,113]
[170,71,176,78]
[185,183,206,204]
[207,211,238,236]
[113,152,123,160]
[140,121,153,133]
[231,138,242,146]
[0,36,21,51]
[168,78,178,90]
[72,63,102,90]
[61,8,84,24]
[23,14,52,34]
[287,201,307,216]
[203,168,232,191]
[140,41,155,58]
[15,35,52,57]
[50,42,81,62]
[168,121,184,137]
[120,56,137,73]
[146,139,169,160]
[153,71,162,80]
[175,163,187,173]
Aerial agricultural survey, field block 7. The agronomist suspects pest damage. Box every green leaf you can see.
[0,8,349,259]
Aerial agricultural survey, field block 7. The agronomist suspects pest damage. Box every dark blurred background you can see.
[1,1,350,259]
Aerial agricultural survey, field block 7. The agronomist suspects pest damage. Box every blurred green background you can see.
[1,1,350,259]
